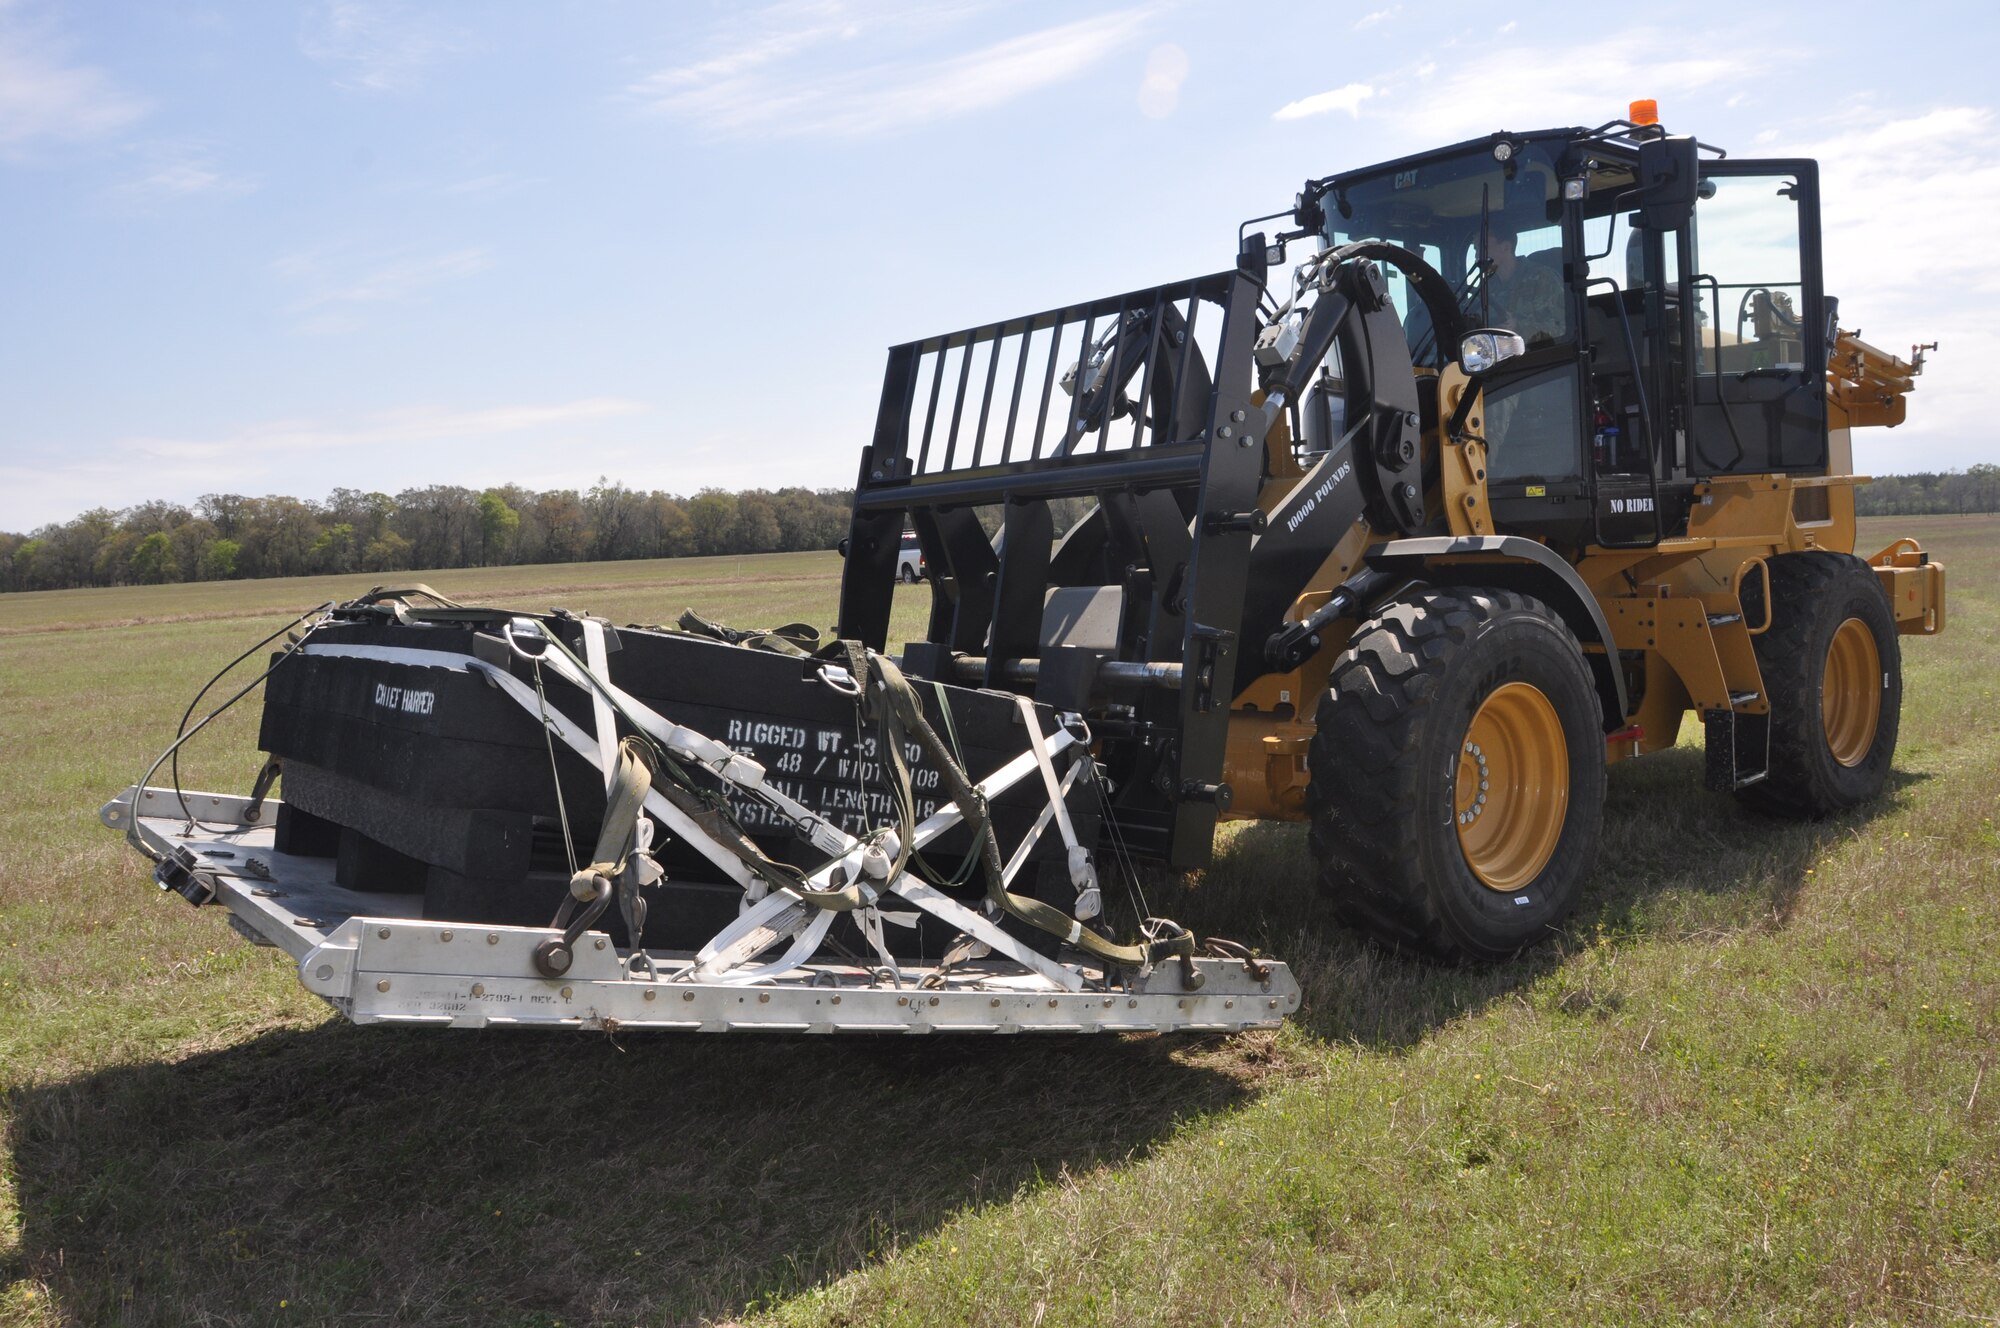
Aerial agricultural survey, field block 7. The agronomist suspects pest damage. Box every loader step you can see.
[1703,708,1771,792]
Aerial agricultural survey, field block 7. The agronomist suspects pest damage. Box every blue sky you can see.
[3,0,1995,532]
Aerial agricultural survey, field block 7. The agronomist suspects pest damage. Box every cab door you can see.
[1687,159,1828,475]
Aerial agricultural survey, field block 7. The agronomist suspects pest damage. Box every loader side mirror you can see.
[1635,134,1699,229]
[1459,328,1526,375]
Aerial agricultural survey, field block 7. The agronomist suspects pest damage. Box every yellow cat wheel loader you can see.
[837,105,1945,962]
[103,107,1944,1035]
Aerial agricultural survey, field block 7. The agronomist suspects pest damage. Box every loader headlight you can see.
[1459,329,1527,375]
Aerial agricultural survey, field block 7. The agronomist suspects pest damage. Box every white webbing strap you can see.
[309,635,843,859]
[857,907,901,983]
[687,735,1089,987]
[298,639,1088,987]
[537,646,853,860]
[1013,698,1078,844]
[295,640,756,890]
[1012,696,1099,916]
[1001,760,1084,885]
[580,619,618,796]
[691,889,836,984]
[888,878,1084,991]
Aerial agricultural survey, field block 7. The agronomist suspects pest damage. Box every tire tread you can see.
[1738,551,1900,818]
[1308,587,1598,960]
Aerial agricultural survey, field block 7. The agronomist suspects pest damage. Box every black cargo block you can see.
[336,827,428,895]
[273,801,342,858]
[284,761,533,882]
[258,616,1100,933]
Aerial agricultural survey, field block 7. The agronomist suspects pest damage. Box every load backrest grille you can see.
[888,271,1234,485]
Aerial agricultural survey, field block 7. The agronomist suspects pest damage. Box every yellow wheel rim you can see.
[1455,682,1569,892]
[1822,617,1881,767]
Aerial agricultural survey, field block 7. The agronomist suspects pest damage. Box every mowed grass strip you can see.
[1,520,1995,1326]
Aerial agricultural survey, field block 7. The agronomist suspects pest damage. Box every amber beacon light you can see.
[1629,98,1660,126]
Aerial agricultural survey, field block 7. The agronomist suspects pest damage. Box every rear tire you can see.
[1738,552,1900,818]
[1308,587,1606,961]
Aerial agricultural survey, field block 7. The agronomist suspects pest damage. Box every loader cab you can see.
[1315,133,1607,544]
[1308,126,1830,549]
[1570,140,1831,538]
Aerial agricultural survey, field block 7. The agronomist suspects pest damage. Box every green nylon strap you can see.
[863,651,1192,971]
[919,680,982,889]
[673,608,821,656]
[348,590,1191,971]
[570,735,657,894]
[529,631,819,902]
[349,584,466,609]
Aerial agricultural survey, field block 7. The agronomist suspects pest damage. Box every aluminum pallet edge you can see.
[101,786,1300,1035]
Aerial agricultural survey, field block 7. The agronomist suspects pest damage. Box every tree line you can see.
[4,465,1994,595]
[1851,466,2000,517]
[0,482,855,593]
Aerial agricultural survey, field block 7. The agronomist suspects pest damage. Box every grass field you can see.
[1,517,1995,1326]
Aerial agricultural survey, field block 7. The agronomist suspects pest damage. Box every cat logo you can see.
[1608,496,1656,515]
[1394,170,1419,190]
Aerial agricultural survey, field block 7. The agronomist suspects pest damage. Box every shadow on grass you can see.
[6,757,1929,1325]
[1147,748,1929,1050]
[6,1022,1259,1326]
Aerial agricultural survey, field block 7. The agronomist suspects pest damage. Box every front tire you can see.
[1739,552,1900,818]
[1308,587,1606,961]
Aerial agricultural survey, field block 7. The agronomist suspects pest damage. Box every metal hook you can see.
[816,663,862,697]
[503,616,552,661]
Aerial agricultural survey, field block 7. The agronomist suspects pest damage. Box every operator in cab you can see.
[1467,192,1574,481]
[1473,210,1565,348]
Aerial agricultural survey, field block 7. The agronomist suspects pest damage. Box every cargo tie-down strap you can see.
[299,615,1194,986]
[830,644,1180,971]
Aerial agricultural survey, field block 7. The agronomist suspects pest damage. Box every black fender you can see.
[1363,536,1629,730]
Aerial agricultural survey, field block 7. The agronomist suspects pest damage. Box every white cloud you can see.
[292,312,367,337]
[1782,104,2000,470]
[0,456,139,533]
[111,141,257,202]
[1272,82,1375,122]
[1136,42,1188,120]
[1378,23,1994,470]
[628,3,1154,138]
[438,171,542,200]
[0,6,148,157]
[0,399,656,529]
[123,399,651,464]
[1317,25,1994,472]
[634,0,866,94]
[1354,7,1399,31]
[299,1,469,93]
[274,245,495,314]
[1352,31,1750,147]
